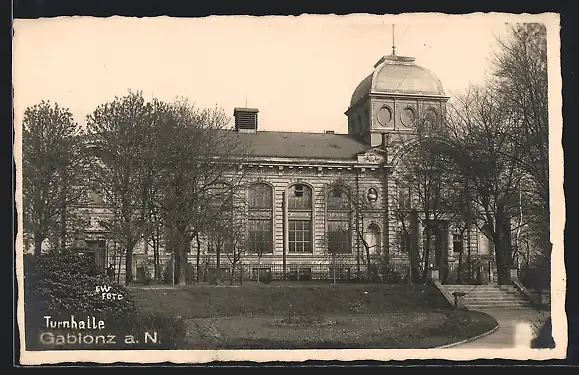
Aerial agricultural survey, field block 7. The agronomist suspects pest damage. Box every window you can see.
[208,182,234,219]
[289,220,312,253]
[365,224,381,256]
[288,184,312,209]
[249,183,272,209]
[327,187,349,210]
[85,239,106,269]
[399,228,410,253]
[248,219,273,254]
[288,184,313,253]
[453,234,464,253]
[427,178,441,211]
[326,186,351,254]
[248,182,274,255]
[328,220,350,253]
[398,185,411,210]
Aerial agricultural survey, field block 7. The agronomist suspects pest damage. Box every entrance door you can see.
[86,240,106,270]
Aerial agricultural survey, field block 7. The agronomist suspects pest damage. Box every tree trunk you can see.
[457,248,464,284]
[59,207,67,252]
[494,211,513,285]
[230,263,235,285]
[409,210,421,284]
[364,244,372,280]
[34,233,43,257]
[195,233,201,283]
[178,242,188,286]
[257,255,261,283]
[332,253,336,285]
[216,247,221,270]
[422,227,432,282]
[153,239,160,281]
[125,244,133,286]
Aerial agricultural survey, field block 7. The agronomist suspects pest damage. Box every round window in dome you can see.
[377,106,393,126]
[400,107,416,128]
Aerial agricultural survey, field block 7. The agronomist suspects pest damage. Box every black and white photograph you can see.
[14,12,565,364]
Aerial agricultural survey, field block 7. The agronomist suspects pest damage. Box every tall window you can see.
[288,183,313,253]
[85,239,106,269]
[326,186,351,254]
[207,182,234,254]
[365,224,381,256]
[248,183,273,254]
[453,233,464,254]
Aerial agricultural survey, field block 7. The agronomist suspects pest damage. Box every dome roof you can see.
[350,55,446,107]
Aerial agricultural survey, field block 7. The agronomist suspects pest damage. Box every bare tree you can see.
[223,215,248,286]
[22,101,88,256]
[152,99,251,285]
[491,23,550,288]
[86,91,158,285]
[445,85,526,284]
[323,179,383,281]
[145,199,165,281]
[320,221,352,285]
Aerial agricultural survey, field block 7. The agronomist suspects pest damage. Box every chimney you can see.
[233,108,259,133]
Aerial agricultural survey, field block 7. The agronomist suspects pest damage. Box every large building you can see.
[77,51,498,284]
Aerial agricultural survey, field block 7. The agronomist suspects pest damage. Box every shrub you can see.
[259,271,273,285]
[24,249,137,316]
[23,250,188,350]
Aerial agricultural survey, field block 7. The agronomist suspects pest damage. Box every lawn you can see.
[129,283,498,349]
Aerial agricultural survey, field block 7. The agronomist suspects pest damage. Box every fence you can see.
[440,257,497,285]
[131,259,412,284]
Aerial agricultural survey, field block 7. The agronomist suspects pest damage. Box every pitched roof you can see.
[225,130,371,160]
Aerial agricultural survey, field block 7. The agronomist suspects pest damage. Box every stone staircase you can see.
[443,284,534,310]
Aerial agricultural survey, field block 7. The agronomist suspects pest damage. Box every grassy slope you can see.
[129,284,498,349]
[130,284,451,318]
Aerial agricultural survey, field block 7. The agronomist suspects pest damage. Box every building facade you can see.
[76,52,498,284]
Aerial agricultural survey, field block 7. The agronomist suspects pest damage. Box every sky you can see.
[11,13,553,134]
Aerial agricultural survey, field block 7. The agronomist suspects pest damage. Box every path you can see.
[449,308,550,348]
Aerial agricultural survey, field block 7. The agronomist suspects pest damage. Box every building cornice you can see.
[239,158,391,172]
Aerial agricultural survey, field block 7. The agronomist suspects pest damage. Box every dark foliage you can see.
[24,250,137,315]
[23,251,187,350]
[259,270,273,285]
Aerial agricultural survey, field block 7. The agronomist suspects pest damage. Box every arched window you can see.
[327,185,351,254]
[248,182,274,255]
[452,232,464,254]
[288,183,313,253]
[207,182,234,254]
[365,224,381,256]
[424,107,440,132]
[479,224,494,255]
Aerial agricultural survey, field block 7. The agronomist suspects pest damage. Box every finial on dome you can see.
[392,24,396,56]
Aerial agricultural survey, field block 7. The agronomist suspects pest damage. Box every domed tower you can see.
[346,52,449,147]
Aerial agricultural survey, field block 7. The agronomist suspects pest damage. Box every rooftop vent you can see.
[233,108,259,133]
